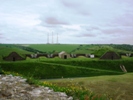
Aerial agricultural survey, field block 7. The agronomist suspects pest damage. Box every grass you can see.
[44,73,133,100]
[28,44,80,53]
[0,44,32,60]
[17,44,133,55]
[2,70,108,100]
[1,44,133,99]
[0,43,133,61]
[121,56,133,61]
[41,57,133,72]
[2,68,132,100]
[1,61,123,79]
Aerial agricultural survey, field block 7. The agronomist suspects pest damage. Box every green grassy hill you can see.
[45,73,133,100]
[17,44,133,55]
[1,43,133,100]
[72,44,133,55]
[1,61,124,79]
[1,58,133,79]
[0,44,33,61]
[28,44,80,53]
[0,44,133,59]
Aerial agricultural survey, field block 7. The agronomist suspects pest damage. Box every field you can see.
[45,73,133,100]
[29,44,80,53]
[0,44,32,57]
[1,44,133,57]
[0,43,133,99]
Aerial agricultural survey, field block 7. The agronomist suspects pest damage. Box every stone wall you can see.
[0,74,73,100]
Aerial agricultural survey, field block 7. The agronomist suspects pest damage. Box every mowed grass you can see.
[0,44,32,60]
[28,44,80,53]
[45,73,133,100]
[27,44,133,56]
[0,44,32,54]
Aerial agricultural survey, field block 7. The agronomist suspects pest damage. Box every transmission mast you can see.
[57,33,58,44]
[47,33,49,44]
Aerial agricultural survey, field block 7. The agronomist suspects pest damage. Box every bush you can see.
[44,60,133,72]
[1,61,123,79]
[0,66,4,74]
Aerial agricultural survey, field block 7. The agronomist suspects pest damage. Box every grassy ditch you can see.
[0,62,123,79]
[43,60,133,72]
[0,60,131,100]
[2,70,108,100]
[45,73,133,100]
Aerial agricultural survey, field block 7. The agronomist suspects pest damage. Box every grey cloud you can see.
[45,17,68,25]
[86,26,100,32]
[113,13,133,26]
[117,0,133,5]
[0,33,3,36]
[76,33,95,37]
[100,26,133,43]
[61,0,91,17]
[81,33,95,37]
[101,28,124,35]
[61,0,81,8]
[79,11,90,16]
[43,25,61,28]
[0,0,133,44]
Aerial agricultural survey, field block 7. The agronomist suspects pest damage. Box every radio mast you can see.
[57,33,58,44]
[52,32,53,44]
[47,33,49,44]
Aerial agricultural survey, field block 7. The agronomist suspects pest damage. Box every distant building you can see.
[31,54,37,58]
[126,53,131,57]
[70,54,77,58]
[26,53,48,58]
[52,53,59,58]
[100,51,121,60]
[89,54,95,58]
[85,54,95,58]
[76,54,86,57]
[3,52,25,61]
[58,51,70,59]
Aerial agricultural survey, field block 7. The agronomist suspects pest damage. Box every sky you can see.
[0,0,133,44]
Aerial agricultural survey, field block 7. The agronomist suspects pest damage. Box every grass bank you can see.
[45,73,133,100]
[0,62,123,79]
[43,60,133,72]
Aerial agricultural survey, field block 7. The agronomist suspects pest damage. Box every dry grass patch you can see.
[45,73,133,100]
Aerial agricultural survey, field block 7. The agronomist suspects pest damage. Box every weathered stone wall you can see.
[0,74,73,100]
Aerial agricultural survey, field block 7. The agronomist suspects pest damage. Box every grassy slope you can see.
[28,44,80,53]
[42,58,133,72]
[1,44,132,56]
[45,73,133,100]
[0,44,33,60]
[1,44,133,99]
[1,61,123,79]
[26,44,133,56]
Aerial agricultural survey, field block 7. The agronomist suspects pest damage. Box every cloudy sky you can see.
[0,0,133,44]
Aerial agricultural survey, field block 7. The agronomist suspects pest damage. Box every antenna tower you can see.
[57,33,58,44]
[52,32,53,44]
[47,33,49,44]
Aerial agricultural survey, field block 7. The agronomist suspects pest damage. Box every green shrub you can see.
[0,66,4,74]
[44,60,133,72]
[1,62,123,79]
